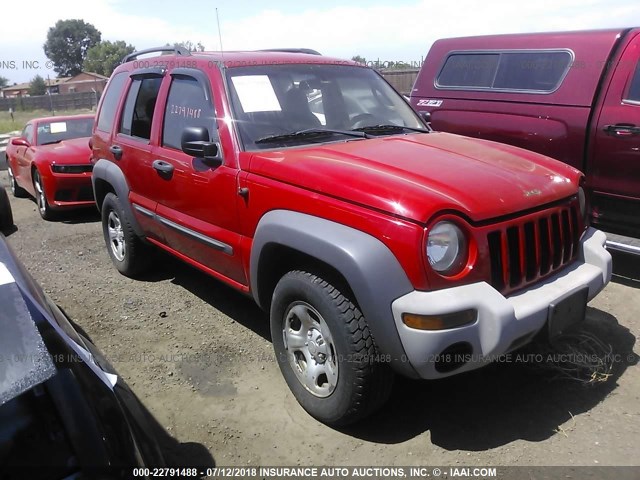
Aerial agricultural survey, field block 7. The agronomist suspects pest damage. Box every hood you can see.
[39,137,92,165]
[248,132,581,223]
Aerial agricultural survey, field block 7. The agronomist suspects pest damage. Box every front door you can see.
[590,32,640,232]
[152,69,246,286]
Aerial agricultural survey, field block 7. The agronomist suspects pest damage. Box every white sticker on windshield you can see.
[50,122,67,134]
[231,75,282,113]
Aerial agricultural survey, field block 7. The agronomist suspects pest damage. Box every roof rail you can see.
[122,46,192,64]
[258,48,322,55]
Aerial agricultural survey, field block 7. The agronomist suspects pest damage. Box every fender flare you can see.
[92,159,144,237]
[251,210,418,378]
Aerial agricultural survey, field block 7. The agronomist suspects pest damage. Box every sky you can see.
[1,0,640,84]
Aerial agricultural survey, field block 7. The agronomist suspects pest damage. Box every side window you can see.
[162,75,216,150]
[437,51,572,93]
[625,61,640,103]
[437,54,499,88]
[119,77,162,140]
[22,124,34,144]
[96,72,128,132]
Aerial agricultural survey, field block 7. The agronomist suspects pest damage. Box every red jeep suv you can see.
[91,46,612,426]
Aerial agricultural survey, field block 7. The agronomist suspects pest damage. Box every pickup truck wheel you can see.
[101,192,151,277]
[271,270,393,426]
[33,170,55,221]
[7,165,27,198]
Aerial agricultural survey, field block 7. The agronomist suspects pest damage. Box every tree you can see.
[84,40,135,76]
[43,19,101,76]
[29,75,47,96]
[174,41,205,52]
[351,55,367,65]
[0,76,8,89]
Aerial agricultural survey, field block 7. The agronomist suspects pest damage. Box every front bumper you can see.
[42,171,95,209]
[391,227,612,379]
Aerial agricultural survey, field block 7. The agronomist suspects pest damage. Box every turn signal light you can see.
[402,309,476,331]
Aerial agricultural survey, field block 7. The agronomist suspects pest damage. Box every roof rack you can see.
[122,46,192,64]
[258,48,322,55]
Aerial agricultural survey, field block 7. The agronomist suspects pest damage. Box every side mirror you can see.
[11,137,30,147]
[181,126,222,166]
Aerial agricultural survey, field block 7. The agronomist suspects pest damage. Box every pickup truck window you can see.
[437,50,572,93]
[163,75,216,150]
[226,64,424,150]
[97,72,128,133]
[625,61,640,103]
[119,77,162,140]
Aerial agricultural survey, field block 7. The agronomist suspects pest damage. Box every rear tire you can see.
[101,192,151,277]
[7,165,27,198]
[270,270,394,426]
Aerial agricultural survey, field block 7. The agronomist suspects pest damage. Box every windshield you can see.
[226,64,425,150]
[36,117,94,145]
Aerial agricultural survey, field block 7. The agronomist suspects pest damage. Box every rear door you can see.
[590,32,640,228]
[114,70,166,242]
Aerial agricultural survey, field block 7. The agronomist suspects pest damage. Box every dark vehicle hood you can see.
[0,261,56,405]
[248,132,581,223]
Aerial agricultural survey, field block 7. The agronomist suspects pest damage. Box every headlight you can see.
[426,221,467,275]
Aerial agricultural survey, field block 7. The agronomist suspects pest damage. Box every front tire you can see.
[33,169,55,221]
[7,164,27,198]
[271,270,393,426]
[101,192,151,277]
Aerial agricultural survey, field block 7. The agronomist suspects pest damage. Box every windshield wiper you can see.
[352,124,430,135]
[255,128,370,145]
[40,140,63,145]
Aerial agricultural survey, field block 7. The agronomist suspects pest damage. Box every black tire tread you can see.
[101,192,151,277]
[285,270,393,426]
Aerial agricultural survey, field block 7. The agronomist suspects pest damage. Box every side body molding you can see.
[92,159,144,237]
[250,210,418,378]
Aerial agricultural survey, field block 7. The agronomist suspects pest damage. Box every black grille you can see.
[488,203,581,294]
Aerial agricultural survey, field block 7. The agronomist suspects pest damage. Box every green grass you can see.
[0,108,94,134]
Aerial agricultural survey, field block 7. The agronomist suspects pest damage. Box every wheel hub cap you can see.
[282,302,338,398]
[107,211,126,261]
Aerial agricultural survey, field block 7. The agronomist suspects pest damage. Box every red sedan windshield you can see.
[36,118,94,145]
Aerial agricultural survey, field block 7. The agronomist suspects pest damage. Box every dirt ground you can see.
[2,173,639,472]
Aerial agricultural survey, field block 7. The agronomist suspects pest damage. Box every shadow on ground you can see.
[343,307,637,448]
[127,241,638,450]
[136,251,270,341]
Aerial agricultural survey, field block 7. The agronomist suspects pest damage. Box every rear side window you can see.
[625,61,640,103]
[437,50,573,93]
[96,72,128,132]
[162,75,216,150]
[119,77,162,140]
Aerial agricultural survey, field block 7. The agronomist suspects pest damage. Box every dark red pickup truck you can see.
[410,28,640,238]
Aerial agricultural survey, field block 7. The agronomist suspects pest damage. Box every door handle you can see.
[109,144,123,160]
[604,124,640,137]
[152,160,174,175]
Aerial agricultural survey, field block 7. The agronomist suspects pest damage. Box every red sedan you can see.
[6,114,94,220]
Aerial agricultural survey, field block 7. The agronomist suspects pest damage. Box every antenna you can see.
[216,8,224,60]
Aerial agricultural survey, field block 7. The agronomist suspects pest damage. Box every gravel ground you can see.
[2,173,639,472]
